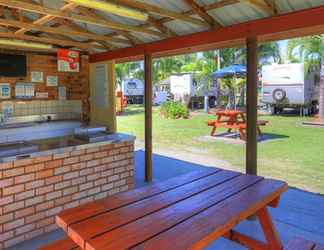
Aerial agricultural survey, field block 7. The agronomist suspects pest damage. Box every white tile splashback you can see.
[0,100,82,117]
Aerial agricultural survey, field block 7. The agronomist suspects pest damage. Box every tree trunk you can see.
[319,63,324,119]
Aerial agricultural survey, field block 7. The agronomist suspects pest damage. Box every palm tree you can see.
[287,35,324,118]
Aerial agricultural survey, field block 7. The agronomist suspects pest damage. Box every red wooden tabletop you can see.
[56,168,287,250]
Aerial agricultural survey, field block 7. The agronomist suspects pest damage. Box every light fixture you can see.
[68,0,148,21]
[0,39,53,49]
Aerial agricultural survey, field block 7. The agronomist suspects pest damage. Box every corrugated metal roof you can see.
[5,0,324,52]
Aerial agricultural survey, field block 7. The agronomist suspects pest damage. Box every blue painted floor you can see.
[9,150,324,250]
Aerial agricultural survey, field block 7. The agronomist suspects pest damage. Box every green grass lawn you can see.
[117,105,324,194]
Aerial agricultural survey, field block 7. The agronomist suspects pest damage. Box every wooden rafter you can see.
[15,2,78,34]
[0,17,131,45]
[241,0,276,16]
[147,16,176,38]
[0,31,104,50]
[263,0,280,15]
[0,0,167,38]
[76,7,142,46]
[106,0,208,27]
[183,0,221,28]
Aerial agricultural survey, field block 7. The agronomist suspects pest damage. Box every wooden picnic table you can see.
[207,110,268,140]
[56,168,287,250]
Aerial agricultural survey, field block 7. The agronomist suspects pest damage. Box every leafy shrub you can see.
[160,101,189,119]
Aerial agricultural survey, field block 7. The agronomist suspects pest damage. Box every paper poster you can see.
[36,92,49,99]
[31,71,43,83]
[58,86,66,100]
[0,83,11,99]
[1,101,14,115]
[57,49,80,72]
[46,76,58,86]
[15,83,34,99]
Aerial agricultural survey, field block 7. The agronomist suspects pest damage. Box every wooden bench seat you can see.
[38,238,80,250]
[284,237,324,250]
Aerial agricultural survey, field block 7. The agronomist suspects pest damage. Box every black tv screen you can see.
[0,54,27,77]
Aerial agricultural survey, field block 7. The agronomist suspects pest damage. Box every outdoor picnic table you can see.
[56,168,287,250]
[207,109,268,140]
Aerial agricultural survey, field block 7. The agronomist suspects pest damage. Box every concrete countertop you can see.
[0,132,136,163]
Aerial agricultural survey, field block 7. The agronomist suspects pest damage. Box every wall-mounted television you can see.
[0,54,27,77]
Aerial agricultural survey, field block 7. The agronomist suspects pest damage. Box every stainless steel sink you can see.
[0,141,39,158]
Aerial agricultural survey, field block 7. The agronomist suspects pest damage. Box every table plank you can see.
[284,237,315,250]
[57,168,219,231]
[131,179,287,250]
[68,170,240,248]
[85,174,263,250]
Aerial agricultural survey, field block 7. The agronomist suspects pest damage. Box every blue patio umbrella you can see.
[211,64,246,78]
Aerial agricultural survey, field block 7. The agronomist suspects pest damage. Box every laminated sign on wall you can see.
[0,83,11,99]
[58,49,80,72]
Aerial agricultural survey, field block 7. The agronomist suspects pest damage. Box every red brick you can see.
[87,173,100,181]
[63,186,78,196]
[70,149,85,156]
[14,173,35,184]
[15,190,35,201]
[3,167,24,178]
[25,163,45,173]
[101,156,114,164]
[94,151,108,159]
[0,178,14,188]
[79,154,93,162]
[63,171,79,180]
[71,176,86,186]
[25,211,45,224]
[3,184,24,196]
[3,218,24,231]
[80,182,93,191]
[25,228,44,240]
[36,201,54,212]
[87,187,100,196]
[0,230,14,242]
[71,162,86,171]
[25,196,44,207]
[63,157,79,165]
[45,190,62,201]
[14,158,33,167]
[0,162,13,170]
[16,223,35,235]
[54,180,70,190]
[3,201,24,213]
[54,165,71,175]
[4,234,25,248]
[0,196,14,206]
[36,169,53,179]
[63,200,79,209]
[53,152,70,160]
[33,155,52,163]
[36,217,54,228]
[55,196,72,206]
[45,159,62,169]
[46,206,62,217]
[45,175,62,185]
[80,168,93,176]
[25,180,44,190]
[86,159,100,168]
[0,213,14,224]
[36,185,54,195]
[94,178,107,186]
[86,147,100,154]
[15,206,35,218]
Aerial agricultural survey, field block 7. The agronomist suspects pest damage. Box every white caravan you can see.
[121,78,144,104]
[261,63,319,114]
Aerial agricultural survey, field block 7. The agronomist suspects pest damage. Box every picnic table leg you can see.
[257,126,262,136]
[239,127,246,140]
[257,207,282,250]
[211,126,217,136]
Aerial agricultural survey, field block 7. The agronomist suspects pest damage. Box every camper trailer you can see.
[261,63,319,114]
[121,78,144,104]
[170,73,217,108]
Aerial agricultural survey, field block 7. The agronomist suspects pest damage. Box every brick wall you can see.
[0,141,134,249]
[0,52,90,121]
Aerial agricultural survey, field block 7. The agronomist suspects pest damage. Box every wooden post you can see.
[144,53,153,182]
[246,36,258,175]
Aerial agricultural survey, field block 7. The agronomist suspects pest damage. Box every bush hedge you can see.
[160,101,189,119]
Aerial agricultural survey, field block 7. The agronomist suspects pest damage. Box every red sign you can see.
[57,49,80,72]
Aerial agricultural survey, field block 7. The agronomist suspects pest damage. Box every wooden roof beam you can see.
[241,0,276,16]
[0,17,131,45]
[0,0,167,38]
[183,0,221,28]
[0,31,103,50]
[108,0,208,27]
[147,16,177,37]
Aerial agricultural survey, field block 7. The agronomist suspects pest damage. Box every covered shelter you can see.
[0,0,324,249]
